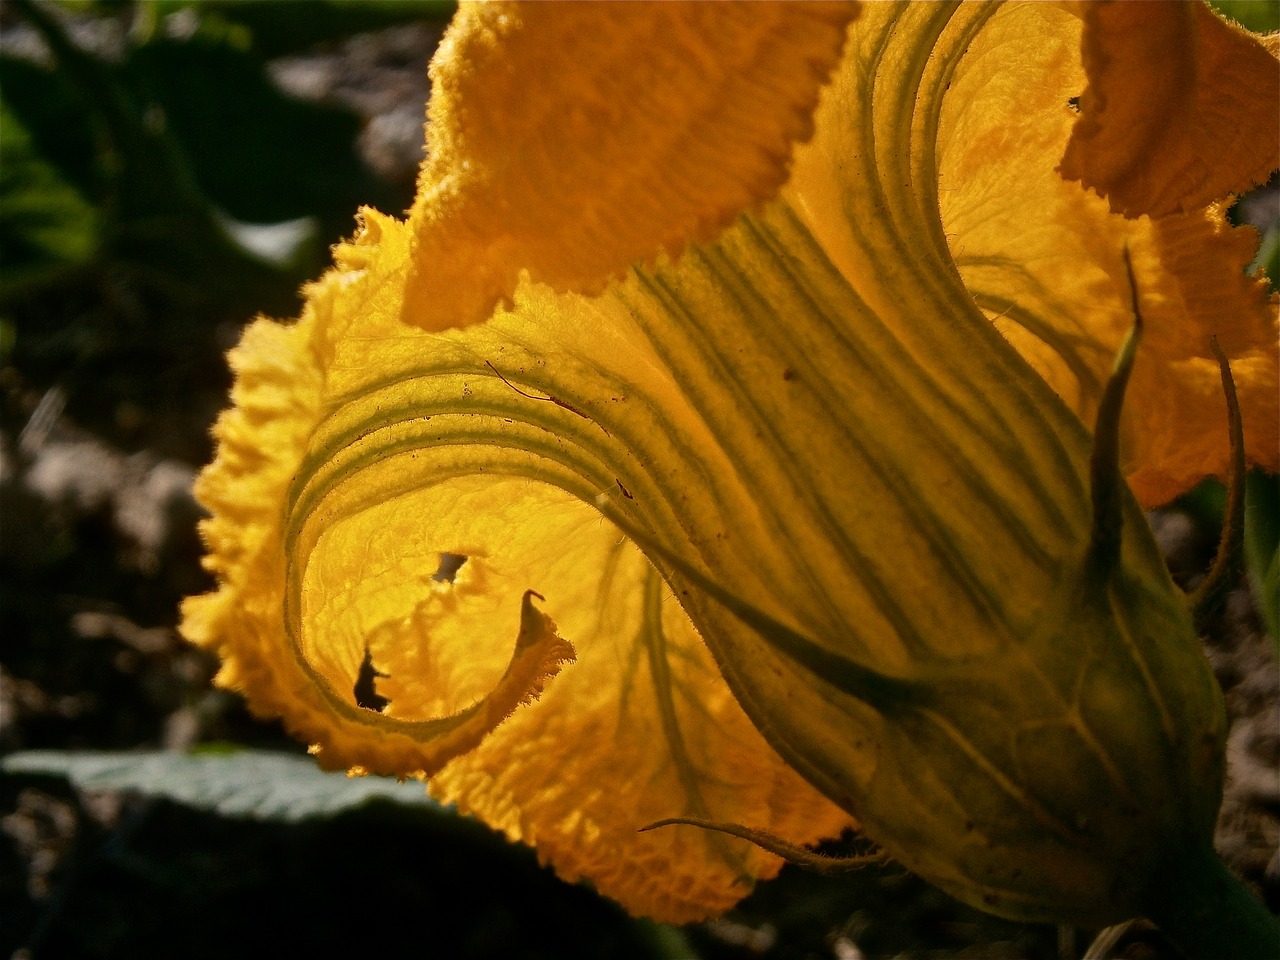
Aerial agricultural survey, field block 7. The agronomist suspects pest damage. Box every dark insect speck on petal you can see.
[354,648,390,712]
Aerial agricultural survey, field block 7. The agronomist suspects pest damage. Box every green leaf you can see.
[7,0,311,317]
[1208,0,1280,33]
[0,749,444,822]
[121,34,395,230]
[0,54,102,202]
[1245,471,1280,647]
[1175,477,1227,531]
[1251,222,1279,294]
[0,102,100,298]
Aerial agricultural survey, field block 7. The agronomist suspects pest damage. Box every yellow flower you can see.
[182,0,1279,929]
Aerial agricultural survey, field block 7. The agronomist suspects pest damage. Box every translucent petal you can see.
[933,2,1279,506]
[400,0,857,331]
[183,210,852,922]
[1060,0,1280,217]
[775,2,1225,923]
[187,0,1265,931]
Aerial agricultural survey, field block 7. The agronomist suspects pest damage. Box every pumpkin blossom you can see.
[183,0,1280,940]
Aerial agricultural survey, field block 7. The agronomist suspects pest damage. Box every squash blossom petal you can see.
[183,0,1280,931]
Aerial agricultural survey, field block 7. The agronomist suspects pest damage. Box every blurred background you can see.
[1,1,1276,957]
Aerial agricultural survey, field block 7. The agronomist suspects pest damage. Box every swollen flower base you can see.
[182,2,1280,953]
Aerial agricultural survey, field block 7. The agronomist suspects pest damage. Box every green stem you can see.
[1142,844,1279,960]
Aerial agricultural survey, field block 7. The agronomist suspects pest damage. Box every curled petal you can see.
[183,261,576,777]
[401,0,857,331]
[935,2,1279,506]
[1060,0,1280,217]
[182,210,853,922]
[1130,211,1280,503]
[187,0,1256,931]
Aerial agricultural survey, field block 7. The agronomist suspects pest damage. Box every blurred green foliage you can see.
[1,0,449,316]
[1245,472,1280,645]
[1210,0,1280,33]
[0,0,451,457]
[0,100,100,296]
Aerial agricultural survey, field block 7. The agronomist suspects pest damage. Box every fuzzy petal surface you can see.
[183,209,853,922]
[185,0,1274,930]
[1060,0,1280,217]
[401,0,857,331]
[935,2,1279,505]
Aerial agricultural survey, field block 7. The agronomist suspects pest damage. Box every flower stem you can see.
[1142,844,1279,960]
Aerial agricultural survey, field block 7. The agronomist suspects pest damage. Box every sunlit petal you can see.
[1060,0,1280,217]
[185,0,1273,930]
[183,208,853,921]
[932,2,1278,505]
[402,0,857,331]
